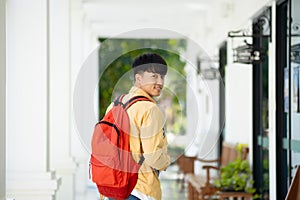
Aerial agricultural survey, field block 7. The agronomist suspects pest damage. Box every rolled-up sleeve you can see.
[140,104,170,171]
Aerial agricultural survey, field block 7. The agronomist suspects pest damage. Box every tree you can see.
[98,38,186,137]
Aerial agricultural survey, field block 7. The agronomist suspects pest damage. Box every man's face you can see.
[135,71,165,97]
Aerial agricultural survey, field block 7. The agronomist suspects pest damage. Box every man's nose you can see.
[157,76,164,85]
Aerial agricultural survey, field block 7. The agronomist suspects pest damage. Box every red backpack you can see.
[90,95,149,199]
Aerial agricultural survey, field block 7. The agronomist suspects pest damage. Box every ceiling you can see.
[81,0,219,38]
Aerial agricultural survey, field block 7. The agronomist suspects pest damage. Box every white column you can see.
[70,1,91,199]
[49,0,77,199]
[184,39,201,157]
[6,0,59,199]
[82,17,99,60]
[269,2,277,200]
[0,0,6,199]
[71,1,100,198]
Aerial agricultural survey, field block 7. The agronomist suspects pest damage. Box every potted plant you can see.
[213,144,260,199]
[213,158,255,193]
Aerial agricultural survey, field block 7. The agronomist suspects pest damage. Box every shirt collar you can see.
[128,86,156,103]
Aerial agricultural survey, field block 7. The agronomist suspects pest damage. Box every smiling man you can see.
[112,53,171,200]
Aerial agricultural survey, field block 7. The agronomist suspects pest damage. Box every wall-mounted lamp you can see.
[196,56,219,79]
[196,57,201,74]
[228,8,270,65]
[233,40,266,64]
[201,68,219,80]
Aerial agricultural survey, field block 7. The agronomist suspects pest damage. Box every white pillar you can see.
[70,1,100,197]
[269,2,277,200]
[6,0,59,199]
[70,1,91,199]
[184,39,201,157]
[0,0,6,199]
[49,0,77,199]
[82,16,99,60]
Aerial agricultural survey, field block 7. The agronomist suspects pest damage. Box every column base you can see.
[74,157,90,200]
[6,171,60,200]
[53,158,77,200]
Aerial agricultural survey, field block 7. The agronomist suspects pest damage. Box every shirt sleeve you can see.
[140,104,170,171]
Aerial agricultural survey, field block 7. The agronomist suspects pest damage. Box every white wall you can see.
[184,39,220,176]
[225,63,252,145]
[194,78,220,176]
[0,0,6,199]
[188,0,270,166]
[197,79,220,157]
[189,0,272,157]
[198,0,271,57]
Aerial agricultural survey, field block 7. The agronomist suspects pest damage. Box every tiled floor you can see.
[160,178,187,200]
[84,164,188,200]
[160,165,188,200]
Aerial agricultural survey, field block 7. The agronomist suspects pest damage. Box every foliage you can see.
[213,145,260,199]
[214,158,255,192]
[98,38,187,137]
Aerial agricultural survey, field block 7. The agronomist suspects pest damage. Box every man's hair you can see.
[132,53,168,77]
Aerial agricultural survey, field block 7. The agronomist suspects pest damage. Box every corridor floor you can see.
[84,164,188,200]
[160,164,188,200]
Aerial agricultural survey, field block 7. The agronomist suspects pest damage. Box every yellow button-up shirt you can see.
[119,86,170,200]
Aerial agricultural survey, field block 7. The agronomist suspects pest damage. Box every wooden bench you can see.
[185,142,249,200]
[218,191,252,200]
[285,165,300,200]
[176,155,197,190]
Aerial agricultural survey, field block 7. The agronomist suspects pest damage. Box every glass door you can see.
[289,0,300,193]
[276,0,300,198]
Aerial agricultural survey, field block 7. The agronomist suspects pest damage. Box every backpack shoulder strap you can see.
[113,94,126,106]
[123,95,150,110]
[123,95,149,166]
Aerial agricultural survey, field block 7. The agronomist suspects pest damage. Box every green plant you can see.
[214,158,255,193]
[213,148,261,199]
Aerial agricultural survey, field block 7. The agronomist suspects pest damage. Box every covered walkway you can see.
[1,0,300,200]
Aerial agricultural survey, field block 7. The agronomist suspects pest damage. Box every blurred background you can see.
[1,0,300,199]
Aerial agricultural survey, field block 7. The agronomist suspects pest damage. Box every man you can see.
[113,53,171,200]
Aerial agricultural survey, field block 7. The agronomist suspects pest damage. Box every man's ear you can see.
[135,73,142,84]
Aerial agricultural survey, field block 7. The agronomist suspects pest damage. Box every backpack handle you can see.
[113,94,126,106]
[113,95,151,110]
[123,95,150,110]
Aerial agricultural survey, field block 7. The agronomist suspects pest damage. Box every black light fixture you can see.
[233,40,266,64]
[196,57,201,74]
[228,8,270,64]
[201,68,219,80]
[196,56,219,80]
